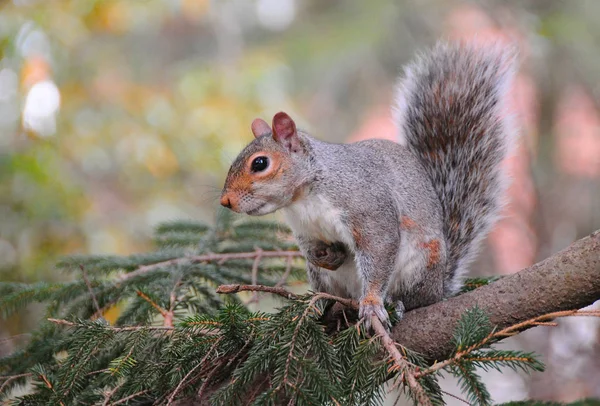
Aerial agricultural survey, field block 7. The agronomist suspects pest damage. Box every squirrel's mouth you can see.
[246,202,267,216]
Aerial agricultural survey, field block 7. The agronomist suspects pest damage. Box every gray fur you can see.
[394,42,517,295]
[221,41,517,327]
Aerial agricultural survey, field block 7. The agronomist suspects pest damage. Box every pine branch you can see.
[370,316,431,406]
[110,389,149,405]
[415,309,599,379]
[2,220,598,405]
[80,265,101,315]
[0,373,32,395]
[119,250,302,282]
[166,337,223,405]
[47,318,174,332]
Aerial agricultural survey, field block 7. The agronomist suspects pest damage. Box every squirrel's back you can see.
[394,42,517,295]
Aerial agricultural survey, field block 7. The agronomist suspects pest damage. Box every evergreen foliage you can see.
[0,211,550,405]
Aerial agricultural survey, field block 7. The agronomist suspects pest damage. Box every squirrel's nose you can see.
[220,194,232,209]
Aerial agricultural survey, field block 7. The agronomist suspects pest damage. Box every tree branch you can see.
[119,250,302,282]
[393,230,600,362]
[216,284,300,300]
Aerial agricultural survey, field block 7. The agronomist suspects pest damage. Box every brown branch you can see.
[166,337,222,405]
[0,373,32,395]
[393,230,600,362]
[165,277,183,328]
[101,381,124,406]
[217,284,360,311]
[280,294,328,391]
[119,250,302,282]
[248,247,263,304]
[371,316,431,406]
[216,284,300,300]
[0,333,31,345]
[275,255,294,288]
[80,265,101,316]
[440,390,472,405]
[136,290,168,318]
[37,372,64,406]
[111,390,149,405]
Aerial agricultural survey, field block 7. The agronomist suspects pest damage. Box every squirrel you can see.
[220,41,517,328]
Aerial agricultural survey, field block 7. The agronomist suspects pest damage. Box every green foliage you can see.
[1,217,549,405]
[443,307,545,406]
[452,306,494,351]
[459,276,502,293]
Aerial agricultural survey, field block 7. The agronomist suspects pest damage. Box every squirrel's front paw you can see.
[359,295,390,331]
[308,241,348,271]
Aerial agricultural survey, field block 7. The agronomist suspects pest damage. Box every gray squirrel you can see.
[220,42,517,328]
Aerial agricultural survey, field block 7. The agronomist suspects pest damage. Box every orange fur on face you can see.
[245,151,283,180]
[227,150,285,193]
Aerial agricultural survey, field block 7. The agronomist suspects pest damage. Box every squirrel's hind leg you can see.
[388,259,445,316]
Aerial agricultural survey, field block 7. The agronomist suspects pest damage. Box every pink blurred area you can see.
[555,86,600,178]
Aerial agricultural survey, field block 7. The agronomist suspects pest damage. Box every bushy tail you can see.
[394,42,517,295]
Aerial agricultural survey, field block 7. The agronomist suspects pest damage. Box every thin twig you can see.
[281,296,319,390]
[48,318,174,332]
[166,338,222,405]
[247,248,263,305]
[166,363,204,406]
[136,290,168,318]
[216,284,360,312]
[91,300,118,321]
[80,264,101,315]
[307,292,358,310]
[277,292,356,394]
[102,381,124,406]
[0,373,32,395]
[120,250,302,282]
[441,389,472,405]
[196,362,222,402]
[274,254,294,288]
[371,316,432,406]
[217,284,300,300]
[37,372,64,406]
[111,390,149,405]
[0,333,31,345]
[165,277,183,328]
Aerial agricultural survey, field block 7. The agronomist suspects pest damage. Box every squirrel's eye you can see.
[251,156,269,172]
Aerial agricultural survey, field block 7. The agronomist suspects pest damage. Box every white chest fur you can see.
[282,194,354,248]
[283,194,362,298]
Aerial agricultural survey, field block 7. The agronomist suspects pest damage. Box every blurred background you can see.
[0,0,599,403]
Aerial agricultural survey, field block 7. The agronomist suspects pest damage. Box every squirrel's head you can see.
[220,112,312,216]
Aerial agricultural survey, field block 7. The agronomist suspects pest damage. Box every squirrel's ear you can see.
[251,118,271,139]
[272,112,301,153]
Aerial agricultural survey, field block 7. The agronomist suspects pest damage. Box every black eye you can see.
[251,156,269,172]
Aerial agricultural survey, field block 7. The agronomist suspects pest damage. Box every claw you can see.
[359,299,390,331]
[394,300,405,321]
